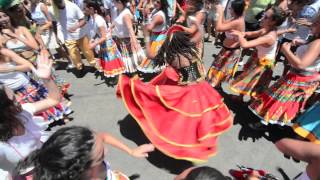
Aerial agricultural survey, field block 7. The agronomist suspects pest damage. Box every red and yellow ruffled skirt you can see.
[117,67,233,162]
[230,56,274,97]
[249,72,319,126]
[207,47,242,87]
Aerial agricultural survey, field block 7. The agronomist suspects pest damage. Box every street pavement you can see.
[53,41,305,180]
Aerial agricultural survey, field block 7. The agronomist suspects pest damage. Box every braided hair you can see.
[154,31,199,67]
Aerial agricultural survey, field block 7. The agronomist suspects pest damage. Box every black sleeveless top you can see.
[177,61,205,85]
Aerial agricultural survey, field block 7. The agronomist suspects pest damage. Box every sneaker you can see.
[238,61,245,66]
[67,64,75,69]
[63,107,73,115]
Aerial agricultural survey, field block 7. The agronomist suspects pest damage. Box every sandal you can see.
[229,165,278,180]
[229,165,266,180]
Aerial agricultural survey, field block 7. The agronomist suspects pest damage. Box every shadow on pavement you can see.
[55,61,96,78]
[118,115,193,175]
[220,91,296,143]
[128,174,141,180]
[93,72,119,87]
[277,167,291,180]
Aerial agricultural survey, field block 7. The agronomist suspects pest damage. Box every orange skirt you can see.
[117,67,233,162]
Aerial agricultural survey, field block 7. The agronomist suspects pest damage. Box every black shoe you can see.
[248,122,268,131]
[74,65,85,78]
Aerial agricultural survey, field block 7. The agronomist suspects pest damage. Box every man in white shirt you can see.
[52,0,96,71]
[73,0,85,10]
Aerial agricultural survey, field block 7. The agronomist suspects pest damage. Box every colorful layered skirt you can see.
[249,72,319,126]
[15,79,72,122]
[292,102,320,144]
[230,55,274,97]
[99,32,125,77]
[117,67,233,162]
[207,47,242,87]
[115,37,146,74]
[138,31,167,73]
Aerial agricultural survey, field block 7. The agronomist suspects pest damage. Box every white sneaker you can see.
[238,61,245,66]
[67,64,75,69]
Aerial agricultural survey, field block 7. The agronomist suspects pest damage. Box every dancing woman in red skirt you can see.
[117,27,233,162]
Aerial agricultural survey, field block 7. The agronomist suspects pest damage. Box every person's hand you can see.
[2,29,18,38]
[40,48,49,56]
[292,38,306,46]
[296,18,312,26]
[130,144,155,158]
[131,37,139,50]
[281,42,292,53]
[286,27,297,33]
[33,51,52,79]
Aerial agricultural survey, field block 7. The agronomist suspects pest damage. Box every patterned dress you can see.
[207,45,242,87]
[230,35,277,97]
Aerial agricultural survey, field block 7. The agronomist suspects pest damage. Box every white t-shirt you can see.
[54,2,87,41]
[31,3,48,25]
[88,14,108,39]
[103,0,118,22]
[113,8,133,38]
[0,169,11,180]
[150,10,167,33]
[0,103,50,172]
[73,0,85,10]
[0,63,30,90]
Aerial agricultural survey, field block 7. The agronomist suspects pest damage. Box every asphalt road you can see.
[53,41,305,180]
